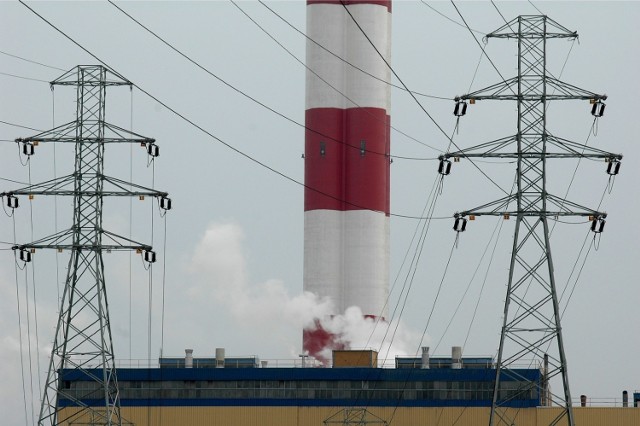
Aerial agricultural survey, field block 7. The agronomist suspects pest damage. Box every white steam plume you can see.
[187,222,423,363]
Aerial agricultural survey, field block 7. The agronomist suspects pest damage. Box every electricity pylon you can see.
[441,16,622,426]
[2,65,171,425]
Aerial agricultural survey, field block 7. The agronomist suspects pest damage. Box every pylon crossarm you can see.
[457,196,605,218]
[11,227,153,252]
[443,135,517,159]
[458,75,605,102]
[1,174,75,196]
[546,77,606,101]
[14,121,77,142]
[486,15,577,40]
[11,228,74,250]
[458,77,519,101]
[102,122,155,143]
[545,194,606,217]
[102,175,169,197]
[546,135,622,159]
[457,195,516,217]
[16,120,155,144]
[2,174,168,198]
[443,134,622,160]
[101,229,153,251]
[51,65,131,87]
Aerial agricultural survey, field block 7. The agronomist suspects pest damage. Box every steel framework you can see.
[443,16,622,426]
[323,408,388,426]
[2,65,170,425]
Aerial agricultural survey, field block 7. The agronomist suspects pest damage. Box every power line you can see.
[259,0,452,101]
[366,36,489,367]
[433,215,504,354]
[490,0,511,30]
[344,176,443,415]
[382,129,466,339]
[420,0,485,35]
[22,267,36,424]
[0,49,66,71]
[0,176,30,185]
[0,119,43,132]
[528,0,545,15]
[18,0,445,221]
[560,183,609,316]
[11,214,30,425]
[0,71,50,83]
[29,172,44,402]
[108,0,437,159]
[340,2,509,196]
[383,178,443,348]
[230,0,441,154]
[449,0,517,98]
[348,176,449,420]
[388,234,458,426]
[363,18,493,401]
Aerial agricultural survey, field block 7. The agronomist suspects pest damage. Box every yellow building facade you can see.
[59,406,640,426]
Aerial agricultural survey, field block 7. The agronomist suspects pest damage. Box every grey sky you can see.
[1,1,638,424]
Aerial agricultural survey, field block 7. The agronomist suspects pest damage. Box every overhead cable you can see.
[420,0,485,35]
[341,1,509,195]
[528,0,545,15]
[259,0,452,101]
[230,0,440,154]
[18,0,445,220]
[109,0,437,158]
[12,215,31,425]
[0,71,50,83]
[388,235,458,426]
[0,119,43,132]
[0,49,66,71]
[449,0,517,98]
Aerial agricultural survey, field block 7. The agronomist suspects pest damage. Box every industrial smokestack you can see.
[302,0,392,360]
[451,346,462,369]
[215,348,225,368]
[421,347,430,369]
[185,349,193,369]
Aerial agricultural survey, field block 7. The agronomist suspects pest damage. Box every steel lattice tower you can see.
[2,65,170,425]
[442,16,622,426]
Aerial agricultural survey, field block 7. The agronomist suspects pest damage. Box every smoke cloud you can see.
[187,222,423,364]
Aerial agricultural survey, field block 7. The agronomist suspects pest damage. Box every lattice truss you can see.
[2,65,171,426]
[441,16,622,426]
[324,408,388,426]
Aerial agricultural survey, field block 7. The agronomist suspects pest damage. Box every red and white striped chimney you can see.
[303,0,391,359]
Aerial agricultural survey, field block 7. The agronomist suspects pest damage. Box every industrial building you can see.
[57,348,640,426]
